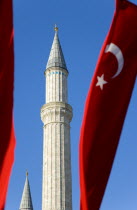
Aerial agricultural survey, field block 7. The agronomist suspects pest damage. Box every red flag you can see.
[79,0,137,209]
[0,0,15,208]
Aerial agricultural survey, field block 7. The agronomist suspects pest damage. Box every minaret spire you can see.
[46,25,67,70]
[41,26,73,210]
[19,172,33,210]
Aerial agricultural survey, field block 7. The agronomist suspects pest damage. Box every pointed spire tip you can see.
[26,171,28,177]
[19,171,33,210]
[54,24,58,32]
[46,24,67,70]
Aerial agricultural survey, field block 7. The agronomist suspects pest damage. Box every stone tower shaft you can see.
[41,28,73,210]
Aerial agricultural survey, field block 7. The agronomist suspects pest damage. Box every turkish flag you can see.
[79,0,137,209]
[0,0,15,209]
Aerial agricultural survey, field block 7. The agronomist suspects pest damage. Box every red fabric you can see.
[79,0,137,209]
[0,0,15,209]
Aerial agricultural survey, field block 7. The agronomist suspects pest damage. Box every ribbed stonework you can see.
[41,28,73,210]
[19,174,33,210]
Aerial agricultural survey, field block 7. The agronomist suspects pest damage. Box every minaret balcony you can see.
[41,102,73,125]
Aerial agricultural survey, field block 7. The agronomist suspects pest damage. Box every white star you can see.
[96,74,107,90]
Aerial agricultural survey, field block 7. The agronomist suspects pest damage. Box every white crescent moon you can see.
[105,43,124,78]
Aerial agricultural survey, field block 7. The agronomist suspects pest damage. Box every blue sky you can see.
[6,0,137,209]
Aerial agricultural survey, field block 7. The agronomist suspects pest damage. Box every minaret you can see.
[19,172,33,210]
[41,26,73,210]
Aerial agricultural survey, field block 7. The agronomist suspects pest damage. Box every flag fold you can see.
[0,0,15,209]
[79,0,137,209]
